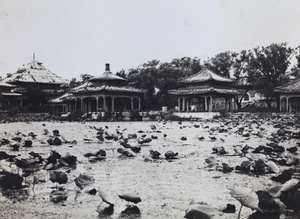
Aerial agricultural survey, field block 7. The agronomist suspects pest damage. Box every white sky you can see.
[1,0,300,80]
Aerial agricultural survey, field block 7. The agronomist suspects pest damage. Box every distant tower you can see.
[33,53,35,60]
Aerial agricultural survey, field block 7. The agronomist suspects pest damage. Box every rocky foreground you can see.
[0,113,299,219]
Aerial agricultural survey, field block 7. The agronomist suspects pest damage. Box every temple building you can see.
[49,64,145,114]
[2,58,69,111]
[275,79,300,113]
[168,67,244,112]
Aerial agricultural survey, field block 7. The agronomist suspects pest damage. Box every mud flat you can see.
[0,114,299,218]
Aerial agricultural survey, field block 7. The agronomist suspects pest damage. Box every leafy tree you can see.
[232,50,252,110]
[155,62,182,107]
[171,57,202,77]
[127,60,160,110]
[247,43,293,109]
[290,46,300,77]
[206,51,237,77]
[80,74,93,83]
[68,78,80,89]
[127,58,203,110]
[116,69,127,79]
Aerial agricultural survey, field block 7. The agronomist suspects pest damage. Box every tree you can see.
[290,46,300,78]
[80,74,93,83]
[206,51,237,77]
[232,50,252,110]
[68,78,80,89]
[116,69,127,79]
[247,43,293,109]
[155,62,182,107]
[127,60,160,110]
[171,57,202,77]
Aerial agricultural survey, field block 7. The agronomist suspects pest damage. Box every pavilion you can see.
[50,64,145,114]
[275,79,300,113]
[2,58,69,110]
[168,67,244,112]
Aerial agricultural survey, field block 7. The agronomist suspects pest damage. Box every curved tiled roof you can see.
[169,87,244,95]
[71,83,145,94]
[3,60,69,85]
[89,70,126,82]
[179,68,233,83]
[275,79,300,94]
[0,81,16,87]
[89,64,126,82]
[49,92,74,103]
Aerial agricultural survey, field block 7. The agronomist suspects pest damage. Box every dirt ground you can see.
[0,114,299,219]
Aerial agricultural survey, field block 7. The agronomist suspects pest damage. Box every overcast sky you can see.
[1,0,300,80]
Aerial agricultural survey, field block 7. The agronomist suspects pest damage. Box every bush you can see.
[68,110,83,121]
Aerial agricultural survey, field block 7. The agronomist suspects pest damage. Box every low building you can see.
[275,79,300,113]
[50,64,145,115]
[168,67,244,112]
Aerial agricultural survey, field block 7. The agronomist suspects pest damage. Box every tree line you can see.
[72,43,300,111]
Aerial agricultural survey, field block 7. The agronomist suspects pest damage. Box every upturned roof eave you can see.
[178,68,234,84]
[168,87,244,96]
[71,85,145,94]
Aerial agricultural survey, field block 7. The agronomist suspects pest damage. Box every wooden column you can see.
[103,96,107,112]
[178,97,181,112]
[138,97,141,110]
[279,97,282,112]
[286,97,289,112]
[131,97,134,110]
[81,98,84,112]
[96,97,99,111]
[112,97,115,112]
[209,96,213,112]
[182,97,186,111]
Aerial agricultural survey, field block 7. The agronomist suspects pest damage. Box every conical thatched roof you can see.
[3,60,69,85]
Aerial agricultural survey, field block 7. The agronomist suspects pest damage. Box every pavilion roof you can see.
[0,81,16,88]
[169,86,244,96]
[89,64,126,82]
[49,92,74,103]
[3,60,69,85]
[1,92,22,97]
[179,67,234,84]
[70,82,145,94]
[274,79,300,94]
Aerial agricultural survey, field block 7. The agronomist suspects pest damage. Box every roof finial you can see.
[33,53,35,60]
[105,63,110,71]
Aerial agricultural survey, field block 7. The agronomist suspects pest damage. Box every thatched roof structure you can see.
[3,60,69,85]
